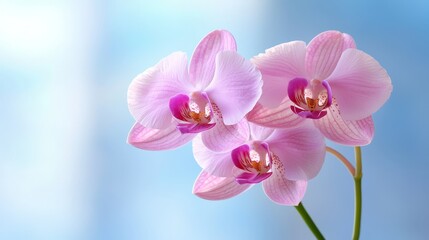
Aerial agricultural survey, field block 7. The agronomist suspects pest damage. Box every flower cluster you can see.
[127,30,392,206]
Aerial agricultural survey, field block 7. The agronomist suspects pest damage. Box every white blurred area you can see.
[0,1,269,239]
[0,2,98,239]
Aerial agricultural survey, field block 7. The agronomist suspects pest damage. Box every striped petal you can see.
[246,98,305,129]
[262,158,307,206]
[252,41,307,108]
[267,124,326,180]
[327,48,393,120]
[314,99,375,146]
[205,51,262,125]
[193,170,252,200]
[127,122,195,150]
[305,31,347,80]
[189,30,237,89]
[127,52,192,129]
[192,135,236,177]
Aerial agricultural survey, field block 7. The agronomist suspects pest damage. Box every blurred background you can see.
[1,0,428,239]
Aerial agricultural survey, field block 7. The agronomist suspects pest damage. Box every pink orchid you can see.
[248,31,393,146]
[127,30,262,150]
[192,121,325,205]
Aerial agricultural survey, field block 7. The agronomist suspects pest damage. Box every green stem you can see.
[353,146,362,240]
[295,202,325,240]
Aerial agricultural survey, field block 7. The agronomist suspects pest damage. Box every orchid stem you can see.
[326,146,362,239]
[326,146,355,176]
[353,146,362,240]
[295,202,325,240]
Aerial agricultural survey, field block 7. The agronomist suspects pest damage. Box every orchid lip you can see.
[231,141,273,184]
[235,172,273,184]
[177,122,216,134]
[290,106,328,119]
[169,92,215,133]
[287,77,332,119]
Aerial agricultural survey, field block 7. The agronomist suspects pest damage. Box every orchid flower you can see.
[127,30,262,150]
[248,31,393,146]
[192,121,325,205]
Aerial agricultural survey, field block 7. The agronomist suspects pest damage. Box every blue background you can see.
[1,0,428,239]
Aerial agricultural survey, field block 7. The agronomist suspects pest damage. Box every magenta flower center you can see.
[287,78,333,119]
[169,92,215,134]
[231,141,273,184]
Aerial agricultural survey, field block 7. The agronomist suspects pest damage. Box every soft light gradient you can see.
[1,0,428,239]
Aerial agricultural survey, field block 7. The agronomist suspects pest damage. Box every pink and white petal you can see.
[127,122,195,150]
[205,51,262,125]
[189,30,237,90]
[343,33,357,49]
[193,170,252,200]
[262,158,307,206]
[314,101,374,146]
[128,52,193,129]
[192,135,236,177]
[248,122,275,141]
[247,98,305,129]
[201,117,249,152]
[326,49,393,120]
[252,41,307,108]
[267,124,326,180]
[305,31,346,80]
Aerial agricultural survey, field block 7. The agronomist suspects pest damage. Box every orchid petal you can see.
[262,158,307,206]
[327,48,393,120]
[201,115,249,152]
[205,51,262,125]
[252,41,307,108]
[343,33,357,49]
[305,31,346,80]
[127,122,195,150]
[248,122,275,140]
[192,135,236,177]
[193,170,251,200]
[189,30,237,90]
[246,99,305,129]
[127,52,192,129]
[266,124,325,180]
[314,100,375,146]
